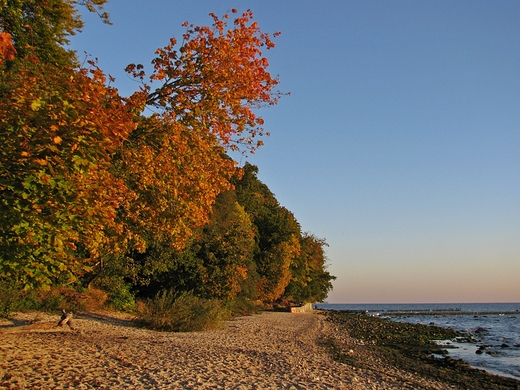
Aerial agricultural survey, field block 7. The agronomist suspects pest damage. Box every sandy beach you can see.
[0,310,471,390]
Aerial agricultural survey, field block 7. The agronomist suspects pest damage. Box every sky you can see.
[69,1,520,304]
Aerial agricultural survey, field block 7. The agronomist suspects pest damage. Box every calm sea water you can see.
[316,303,520,380]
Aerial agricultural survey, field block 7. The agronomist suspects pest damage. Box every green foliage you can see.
[130,191,258,305]
[284,233,336,304]
[84,265,136,311]
[107,283,136,312]
[138,290,228,332]
[191,191,256,300]
[0,0,109,65]
[234,163,300,303]
[0,0,79,65]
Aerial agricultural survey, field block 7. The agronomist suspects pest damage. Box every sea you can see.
[315,303,520,380]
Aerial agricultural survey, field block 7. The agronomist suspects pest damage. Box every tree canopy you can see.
[0,1,334,311]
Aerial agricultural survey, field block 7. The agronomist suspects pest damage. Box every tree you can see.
[1,4,283,289]
[0,0,132,289]
[233,163,302,304]
[125,191,257,305]
[284,233,336,304]
[0,0,109,66]
[193,191,256,301]
[96,9,283,285]
[0,57,135,288]
[233,164,335,305]
[130,9,281,153]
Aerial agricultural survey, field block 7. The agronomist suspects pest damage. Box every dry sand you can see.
[0,310,455,389]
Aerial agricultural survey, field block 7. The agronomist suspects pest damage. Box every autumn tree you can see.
[0,0,136,288]
[0,0,109,65]
[132,191,257,303]
[92,9,283,291]
[233,163,301,304]
[283,233,336,304]
[1,2,284,291]
[113,9,282,254]
[0,54,137,288]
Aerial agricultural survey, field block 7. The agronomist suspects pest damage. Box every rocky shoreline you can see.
[324,310,520,389]
[0,310,519,389]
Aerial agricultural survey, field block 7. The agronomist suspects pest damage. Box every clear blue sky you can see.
[70,1,520,303]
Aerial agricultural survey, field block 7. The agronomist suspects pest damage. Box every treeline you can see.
[0,1,334,319]
[94,162,335,314]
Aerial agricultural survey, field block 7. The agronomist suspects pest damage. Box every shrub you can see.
[229,295,262,316]
[89,274,136,312]
[82,287,109,311]
[37,287,108,312]
[0,281,24,317]
[37,289,66,312]
[0,282,110,317]
[138,290,229,332]
[108,283,135,312]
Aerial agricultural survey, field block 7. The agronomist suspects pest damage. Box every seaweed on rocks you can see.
[324,311,520,390]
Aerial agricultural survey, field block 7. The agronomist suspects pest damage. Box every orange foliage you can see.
[0,32,16,65]
[0,8,282,288]
[128,9,282,154]
[118,10,282,251]
[0,58,137,284]
[115,116,239,251]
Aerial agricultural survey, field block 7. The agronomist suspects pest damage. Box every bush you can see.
[88,274,136,312]
[138,290,229,332]
[108,283,135,312]
[37,287,100,312]
[0,282,24,317]
[36,289,66,312]
[229,295,262,316]
[36,286,108,312]
[0,282,110,317]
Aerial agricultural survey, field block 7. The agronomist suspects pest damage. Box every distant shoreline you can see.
[327,309,520,316]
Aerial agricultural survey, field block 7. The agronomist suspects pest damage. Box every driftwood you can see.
[58,309,75,330]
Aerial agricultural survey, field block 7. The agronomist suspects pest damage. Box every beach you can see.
[1,310,518,389]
